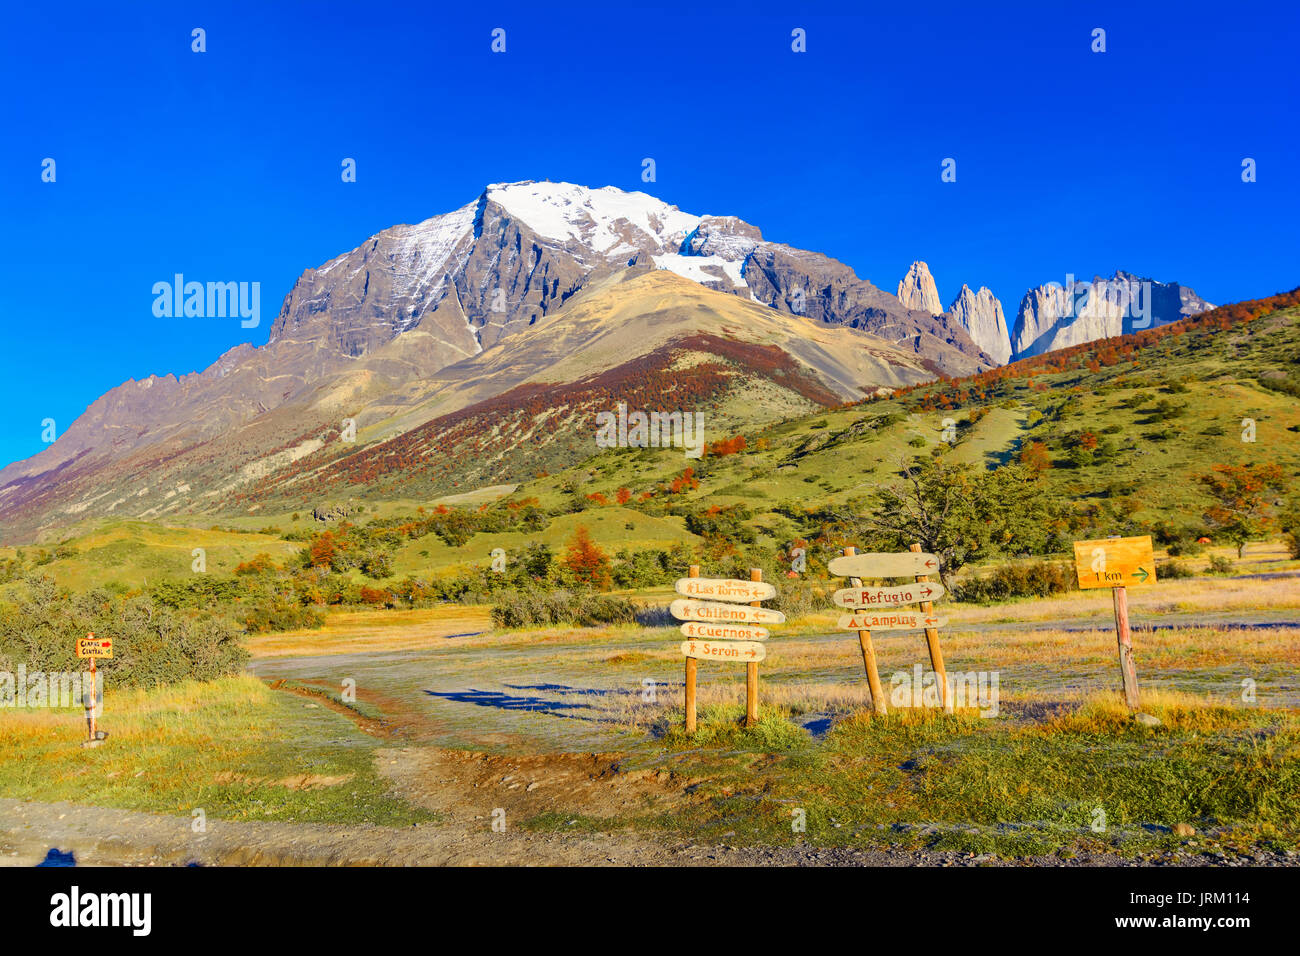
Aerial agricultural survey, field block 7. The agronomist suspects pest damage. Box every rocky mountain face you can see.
[1011,272,1214,359]
[947,285,1011,364]
[897,261,943,315]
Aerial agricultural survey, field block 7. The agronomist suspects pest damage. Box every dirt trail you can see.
[7,796,1273,867]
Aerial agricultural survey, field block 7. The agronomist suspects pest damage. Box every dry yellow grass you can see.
[246,605,495,658]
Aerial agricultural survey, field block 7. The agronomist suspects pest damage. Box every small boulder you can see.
[1133,713,1162,728]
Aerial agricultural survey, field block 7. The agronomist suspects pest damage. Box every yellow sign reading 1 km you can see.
[1073,536,1157,590]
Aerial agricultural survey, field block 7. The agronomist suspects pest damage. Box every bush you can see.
[490,589,639,628]
[242,600,327,633]
[1206,554,1235,576]
[1156,559,1195,579]
[0,576,248,688]
[952,561,1076,603]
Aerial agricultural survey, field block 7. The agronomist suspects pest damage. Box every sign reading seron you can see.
[680,640,766,663]
[680,621,770,642]
[831,581,945,609]
[674,577,778,603]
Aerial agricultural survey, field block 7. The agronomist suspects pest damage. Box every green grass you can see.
[0,675,436,827]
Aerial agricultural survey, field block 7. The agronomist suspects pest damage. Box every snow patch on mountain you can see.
[487,181,701,260]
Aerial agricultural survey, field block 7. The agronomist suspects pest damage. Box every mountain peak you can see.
[897,261,943,315]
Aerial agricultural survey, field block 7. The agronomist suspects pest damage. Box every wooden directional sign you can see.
[680,621,770,642]
[76,636,113,659]
[837,610,946,632]
[680,639,767,663]
[832,581,945,609]
[670,598,785,625]
[1072,536,1156,590]
[828,551,940,579]
[674,577,777,603]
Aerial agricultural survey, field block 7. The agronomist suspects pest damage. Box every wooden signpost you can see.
[836,611,947,631]
[1073,535,1156,710]
[831,581,945,609]
[75,632,111,744]
[834,545,952,714]
[674,566,774,732]
[680,621,770,642]
[670,599,785,625]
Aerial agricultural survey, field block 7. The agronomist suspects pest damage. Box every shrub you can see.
[952,561,1077,603]
[1156,559,1195,579]
[0,576,248,687]
[1206,554,1235,576]
[490,590,638,628]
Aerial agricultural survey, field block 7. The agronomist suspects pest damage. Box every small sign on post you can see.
[75,632,111,745]
[1073,536,1155,710]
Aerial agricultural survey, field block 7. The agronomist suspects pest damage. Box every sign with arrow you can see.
[837,611,946,632]
[670,598,786,625]
[680,621,769,642]
[674,577,777,603]
[680,640,766,663]
[827,551,939,579]
[1072,536,1156,590]
[831,581,945,609]
[76,636,113,659]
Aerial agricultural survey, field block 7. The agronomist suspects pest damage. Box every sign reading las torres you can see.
[672,566,778,733]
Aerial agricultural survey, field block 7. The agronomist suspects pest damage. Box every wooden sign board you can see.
[831,581,944,609]
[828,551,940,579]
[674,577,777,603]
[76,637,114,659]
[670,598,785,625]
[680,621,769,642]
[1072,536,1156,590]
[680,640,766,663]
[838,611,946,632]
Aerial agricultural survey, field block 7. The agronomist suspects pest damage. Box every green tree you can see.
[833,458,1055,589]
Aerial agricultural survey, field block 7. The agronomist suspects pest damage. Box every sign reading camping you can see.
[831,581,945,609]
[669,598,785,625]
[827,551,939,579]
[75,636,114,659]
[680,621,770,642]
[837,611,947,632]
[674,577,777,603]
[1072,536,1156,590]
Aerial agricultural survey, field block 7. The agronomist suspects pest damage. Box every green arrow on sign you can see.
[1134,567,1150,583]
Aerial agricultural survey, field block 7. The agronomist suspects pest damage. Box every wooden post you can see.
[1112,585,1140,709]
[745,567,761,727]
[845,547,887,715]
[911,542,952,714]
[684,565,699,734]
[87,657,97,742]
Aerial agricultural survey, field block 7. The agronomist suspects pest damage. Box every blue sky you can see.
[1,0,1296,470]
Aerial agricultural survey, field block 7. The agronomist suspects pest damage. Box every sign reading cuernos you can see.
[680,640,767,662]
[670,599,785,625]
[680,621,770,642]
[674,577,777,603]
[828,551,940,578]
[831,581,944,609]
[837,611,946,631]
